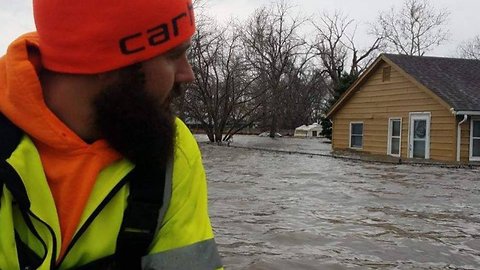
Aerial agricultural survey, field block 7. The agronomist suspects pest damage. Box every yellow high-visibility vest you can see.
[0,118,222,269]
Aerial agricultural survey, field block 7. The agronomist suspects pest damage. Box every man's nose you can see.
[176,57,195,83]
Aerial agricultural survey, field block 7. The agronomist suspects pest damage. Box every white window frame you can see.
[349,122,364,149]
[387,117,402,157]
[408,112,431,159]
[470,117,480,161]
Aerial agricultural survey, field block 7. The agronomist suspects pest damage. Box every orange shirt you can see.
[35,141,120,261]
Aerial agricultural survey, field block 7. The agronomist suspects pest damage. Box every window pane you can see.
[473,139,480,157]
[414,120,426,139]
[351,136,363,148]
[413,141,426,158]
[392,120,401,136]
[391,138,400,155]
[473,121,480,137]
[352,123,363,135]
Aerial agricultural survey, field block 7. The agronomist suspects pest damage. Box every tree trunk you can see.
[214,131,223,143]
[206,129,214,143]
[269,114,277,138]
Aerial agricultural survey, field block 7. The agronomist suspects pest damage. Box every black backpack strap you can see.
[0,112,23,207]
[114,164,166,269]
[0,112,23,202]
[0,113,23,160]
[74,165,167,270]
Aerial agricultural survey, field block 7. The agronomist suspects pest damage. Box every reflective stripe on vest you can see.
[142,239,222,270]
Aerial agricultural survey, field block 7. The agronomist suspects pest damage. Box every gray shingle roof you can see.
[384,54,480,112]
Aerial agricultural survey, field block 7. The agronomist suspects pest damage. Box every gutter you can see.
[457,114,469,162]
[451,108,480,162]
[455,110,480,116]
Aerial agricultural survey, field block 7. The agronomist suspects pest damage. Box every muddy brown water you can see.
[200,138,480,270]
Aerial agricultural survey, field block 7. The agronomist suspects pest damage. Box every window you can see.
[388,118,402,157]
[382,66,391,82]
[350,122,364,149]
[471,119,480,160]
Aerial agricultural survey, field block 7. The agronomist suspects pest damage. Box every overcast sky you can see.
[1,0,479,57]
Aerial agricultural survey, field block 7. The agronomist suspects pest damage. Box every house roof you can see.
[327,54,480,118]
[295,123,322,131]
[384,54,480,112]
[295,125,309,131]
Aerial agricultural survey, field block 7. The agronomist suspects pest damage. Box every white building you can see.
[294,123,323,138]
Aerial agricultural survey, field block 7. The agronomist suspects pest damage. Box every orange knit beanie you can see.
[33,0,196,74]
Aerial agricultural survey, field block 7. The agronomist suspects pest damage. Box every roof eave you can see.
[452,110,480,116]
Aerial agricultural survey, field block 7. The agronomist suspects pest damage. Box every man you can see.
[0,0,222,269]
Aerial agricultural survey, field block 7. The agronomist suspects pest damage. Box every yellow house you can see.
[327,54,480,163]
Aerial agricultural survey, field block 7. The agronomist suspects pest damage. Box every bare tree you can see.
[281,63,329,129]
[458,35,480,60]
[240,1,313,137]
[371,0,450,56]
[311,12,382,139]
[181,18,262,143]
[313,11,382,91]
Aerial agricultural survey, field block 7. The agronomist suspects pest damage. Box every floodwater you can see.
[199,135,480,270]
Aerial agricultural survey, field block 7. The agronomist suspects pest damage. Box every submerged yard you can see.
[199,135,480,270]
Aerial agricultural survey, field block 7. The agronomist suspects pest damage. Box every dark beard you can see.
[93,64,176,170]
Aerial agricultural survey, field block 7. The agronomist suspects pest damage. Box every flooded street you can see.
[199,136,480,269]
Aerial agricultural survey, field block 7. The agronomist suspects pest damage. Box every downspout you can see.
[457,114,468,162]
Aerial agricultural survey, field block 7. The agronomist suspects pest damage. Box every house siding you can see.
[332,61,456,162]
